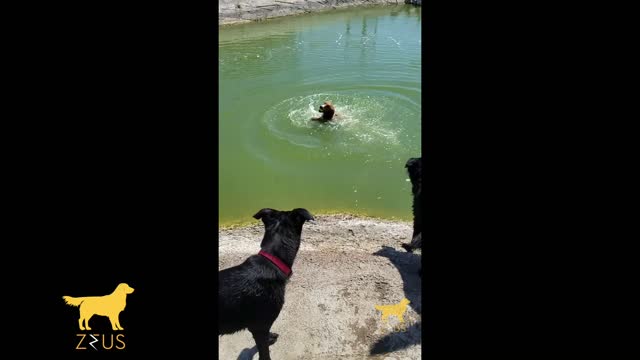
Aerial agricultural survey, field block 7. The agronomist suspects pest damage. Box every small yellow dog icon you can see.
[375,298,411,324]
[63,283,134,331]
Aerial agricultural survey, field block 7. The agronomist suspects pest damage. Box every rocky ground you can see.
[219,0,405,25]
[219,214,422,360]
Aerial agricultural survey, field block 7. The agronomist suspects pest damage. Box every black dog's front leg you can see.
[250,328,272,360]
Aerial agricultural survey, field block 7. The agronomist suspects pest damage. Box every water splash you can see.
[261,92,419,157]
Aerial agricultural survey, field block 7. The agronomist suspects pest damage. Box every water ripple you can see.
[255,92,420,157]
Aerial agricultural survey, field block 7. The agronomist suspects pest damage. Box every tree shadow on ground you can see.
[370,245,422,355]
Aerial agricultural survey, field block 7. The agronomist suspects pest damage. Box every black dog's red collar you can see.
[258,250,292,277]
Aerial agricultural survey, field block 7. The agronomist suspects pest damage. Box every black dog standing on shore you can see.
[401,157,422,253]
[218,208,315,360]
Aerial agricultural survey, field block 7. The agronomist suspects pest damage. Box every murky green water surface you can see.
[219,6,421,226]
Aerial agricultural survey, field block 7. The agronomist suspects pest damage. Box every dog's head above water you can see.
[318,101,336,120]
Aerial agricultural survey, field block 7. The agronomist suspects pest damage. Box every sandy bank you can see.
[219,214,422,359]
[219,0,409,26]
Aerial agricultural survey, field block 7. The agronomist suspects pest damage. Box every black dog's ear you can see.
[253,208,276,220]
[292,208,315,222]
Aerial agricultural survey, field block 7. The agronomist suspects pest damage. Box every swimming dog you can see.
[312,101,339,122]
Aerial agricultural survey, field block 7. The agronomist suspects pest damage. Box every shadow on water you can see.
[370,245,422,355]
[236,346,258,360]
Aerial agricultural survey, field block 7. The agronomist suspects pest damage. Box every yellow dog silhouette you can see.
[375,298,411,325]
[63,283,134,331]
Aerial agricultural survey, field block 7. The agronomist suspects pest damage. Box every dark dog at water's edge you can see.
[401,157,422,255]
[218,208,315,360]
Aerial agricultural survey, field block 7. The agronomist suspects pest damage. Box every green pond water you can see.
[219,5,421,226]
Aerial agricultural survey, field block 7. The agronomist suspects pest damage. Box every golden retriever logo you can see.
[374,298,411,326]
[63,283,134,331]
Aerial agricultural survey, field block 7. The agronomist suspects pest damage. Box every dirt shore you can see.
[219,0,405,25]
[219,214,422,360]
